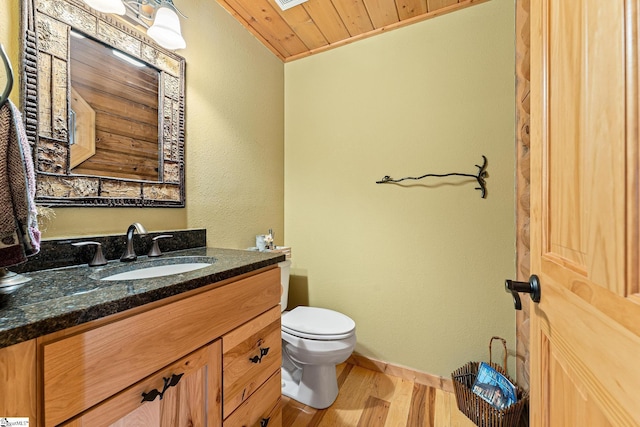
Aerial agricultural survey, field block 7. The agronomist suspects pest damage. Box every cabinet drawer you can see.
[223,306,281,418]
[43,268,280,427]
[224,370,282,427]
[61,341,222,427]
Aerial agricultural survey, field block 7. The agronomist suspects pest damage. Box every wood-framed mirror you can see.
[21,0,186,207]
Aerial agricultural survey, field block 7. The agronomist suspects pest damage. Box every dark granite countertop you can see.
[0,247,285,349]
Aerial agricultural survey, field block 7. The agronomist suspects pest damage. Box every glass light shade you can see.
[147,6,186,50]
[82,0,126,15]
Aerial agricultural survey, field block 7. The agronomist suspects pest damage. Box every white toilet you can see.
[278,259,357,409]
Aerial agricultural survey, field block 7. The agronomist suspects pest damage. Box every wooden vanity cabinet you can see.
[25,267,281,427]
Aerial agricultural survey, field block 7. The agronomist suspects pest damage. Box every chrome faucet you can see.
[120,222,148,262]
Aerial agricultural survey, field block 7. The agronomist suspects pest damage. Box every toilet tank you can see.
[278,259,291,312]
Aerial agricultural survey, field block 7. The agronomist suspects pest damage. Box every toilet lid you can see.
[282,306,355,340]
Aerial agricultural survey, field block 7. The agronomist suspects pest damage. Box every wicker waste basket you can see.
[451,337,528,427]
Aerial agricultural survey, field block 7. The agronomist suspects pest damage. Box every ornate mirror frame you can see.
[21,0,186,207]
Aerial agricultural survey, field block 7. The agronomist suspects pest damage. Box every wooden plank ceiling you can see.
[215,0,489,62]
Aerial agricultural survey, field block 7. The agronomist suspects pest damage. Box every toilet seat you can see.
[282,306,355,341]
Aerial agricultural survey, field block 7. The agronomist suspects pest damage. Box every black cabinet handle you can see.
[249,347,270,364]
[505,275,541,310]
[141,373,184,403]
[260,417,271,427]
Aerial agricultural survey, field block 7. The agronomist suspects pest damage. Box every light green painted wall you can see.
[0,2,20,106]
[180,0,285,248]
[284,0,516,377]
[0,1,284,246]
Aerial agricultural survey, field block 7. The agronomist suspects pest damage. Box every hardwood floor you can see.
[282,362,477,427]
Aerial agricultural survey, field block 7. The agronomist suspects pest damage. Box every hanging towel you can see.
[0,99,40,267]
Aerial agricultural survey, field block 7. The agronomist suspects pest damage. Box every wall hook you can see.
[376,155,488,198]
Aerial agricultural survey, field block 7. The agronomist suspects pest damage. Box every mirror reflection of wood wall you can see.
[69,33,160,181]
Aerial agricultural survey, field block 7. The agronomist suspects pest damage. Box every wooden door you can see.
[530,0,640,425]
[62,341,222,427]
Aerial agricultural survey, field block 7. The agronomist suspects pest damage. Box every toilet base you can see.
[281,360,339,409]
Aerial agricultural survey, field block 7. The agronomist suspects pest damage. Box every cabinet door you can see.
[63,340,222,427]
[0,340,36,423]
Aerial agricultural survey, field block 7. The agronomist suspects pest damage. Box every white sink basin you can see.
[101,262,212,281]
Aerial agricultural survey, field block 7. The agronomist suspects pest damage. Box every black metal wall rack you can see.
[375,155,489,198]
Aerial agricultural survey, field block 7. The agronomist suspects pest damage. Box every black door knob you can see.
[505,275,541,310]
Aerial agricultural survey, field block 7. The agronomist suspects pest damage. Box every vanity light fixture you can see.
[80,0,186,50]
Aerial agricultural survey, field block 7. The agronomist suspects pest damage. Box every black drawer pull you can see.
[249,347,270,364]
[260,417,271,427]
[141,373,184,403]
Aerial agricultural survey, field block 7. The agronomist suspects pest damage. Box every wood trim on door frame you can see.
[515,0,531,393]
